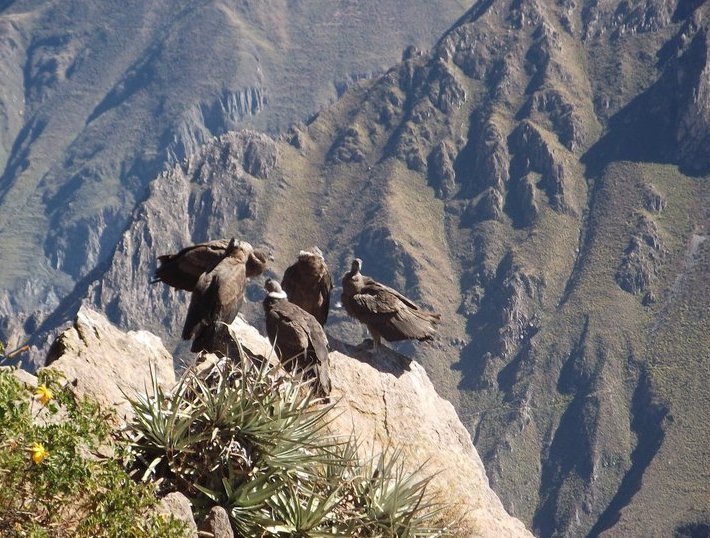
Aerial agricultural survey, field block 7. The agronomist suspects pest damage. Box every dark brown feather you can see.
[154,239,231,291]
[154,239,269,291]
[281,248,333,326]
[341,259,440,344]
[182,240,251,353]
[263,280,330,395]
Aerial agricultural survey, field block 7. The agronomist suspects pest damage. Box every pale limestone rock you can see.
[228,316,532,538]
[38,308,531,536]
[156,492,198,537]
[198,506,234,538]
[10,367,39,389]
[45,305,175,423]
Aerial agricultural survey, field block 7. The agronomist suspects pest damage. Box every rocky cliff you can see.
[44,305,176,423]
[41,306,532,537]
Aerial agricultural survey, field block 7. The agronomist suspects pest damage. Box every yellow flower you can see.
[29,442,49,464]
[35,385,54,406]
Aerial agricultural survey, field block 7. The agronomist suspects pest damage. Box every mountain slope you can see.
[0,0,468,349]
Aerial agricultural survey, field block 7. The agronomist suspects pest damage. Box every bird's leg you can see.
[358,325,374,350]
[373,335,381,351]
[370,330,381,352]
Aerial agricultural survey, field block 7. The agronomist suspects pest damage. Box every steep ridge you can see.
[0,0,468,353]
[16,0,710,536]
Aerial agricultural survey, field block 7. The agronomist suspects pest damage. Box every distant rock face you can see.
[228,317,532,537]
[508,120,573,216]
[616,214,666,296]
[327,127,368,164]
[427,140,457,198]
[0,0,470,365]
[676,27,710,174]
[45,306,175,423]
[642,183,667,214]
[87,130,276,350]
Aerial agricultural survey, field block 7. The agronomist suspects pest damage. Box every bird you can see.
[245,249,270,278]
[263,279,331,395]
[181,239,253,353]
[341,258,441,350]
[281,246,333,326]
[153,238,269,291]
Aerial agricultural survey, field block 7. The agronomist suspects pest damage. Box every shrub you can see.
[0,368,186,538]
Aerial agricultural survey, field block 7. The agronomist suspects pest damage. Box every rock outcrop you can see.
[228,317,533,538]
[615,214,666,298]
[32,307,532,536]
[44,305,175,423]
[156,493,198,538]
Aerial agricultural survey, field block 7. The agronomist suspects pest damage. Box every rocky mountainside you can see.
[42,306,532,537]
[0,0,468,350]
[76,0,710,536]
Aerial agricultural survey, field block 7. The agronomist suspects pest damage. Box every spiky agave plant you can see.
[346,448,449,537]
[126,338,453,536]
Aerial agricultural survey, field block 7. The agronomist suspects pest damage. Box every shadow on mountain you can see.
[675,522,710,538]
[583,29,709,177]
[587,369,668,537]
[533,385,596,537]
[454,314,504,391]
[85,44,162,126]
[453,252,539,391]
[531,317,595,537]
[672,0,706,22]
[0,115,47,204]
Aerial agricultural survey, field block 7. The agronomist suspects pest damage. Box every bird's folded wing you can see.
[154,239,229,290]
[272,310,311,349]
[351,287,404,314]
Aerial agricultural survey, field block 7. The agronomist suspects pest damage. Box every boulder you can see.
[156,492,198,538]
[198,506,234,538]
[45,305,175,423]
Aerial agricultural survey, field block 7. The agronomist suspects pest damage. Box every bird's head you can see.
[247,249,270,277]
[351,258,362,275]
[226,240,254,263]
[264,278,288,299]
[298,246,325,261]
